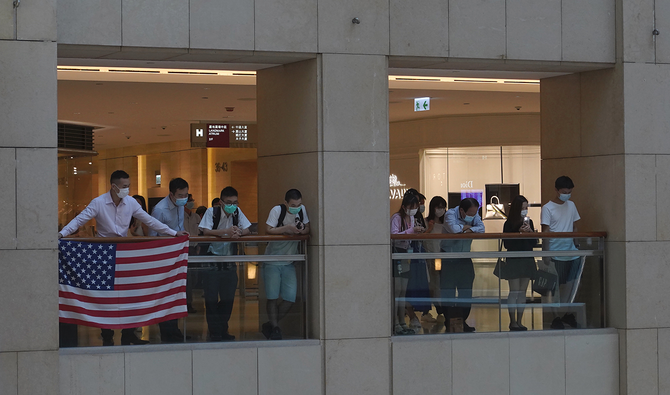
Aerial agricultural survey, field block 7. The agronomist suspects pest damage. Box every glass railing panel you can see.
[390,232,606,336]
[58,236,308,347]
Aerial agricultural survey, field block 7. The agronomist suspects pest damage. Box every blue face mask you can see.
[559,193,571,202]
[175,197,188,207]
[464,215,475,223]
[288,206,301,215]
[223,204,237,214]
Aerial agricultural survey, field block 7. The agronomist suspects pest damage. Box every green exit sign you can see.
[414,97,430,112]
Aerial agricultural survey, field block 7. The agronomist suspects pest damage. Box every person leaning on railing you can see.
[391,192,424,335]
[262,188,311,341]
[424,196,448,323]
[441,197,485,333]
[498,195,538,331]
[58,169,188,346]
[198,186,252,342]
[540,176,581,330]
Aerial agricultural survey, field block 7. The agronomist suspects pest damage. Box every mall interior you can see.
[3,0,670,394]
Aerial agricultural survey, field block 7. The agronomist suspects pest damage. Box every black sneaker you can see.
[221,333,235,341]
[463,323,476,332]
[261,321,273,340]
[562,313,580,328]
[270,326,283,340]
[550,317,565,329]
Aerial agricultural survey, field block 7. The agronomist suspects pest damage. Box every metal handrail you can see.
[391,231,607,240]
[61,235,310,243]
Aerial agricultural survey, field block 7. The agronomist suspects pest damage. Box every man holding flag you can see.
[58,170,189,346]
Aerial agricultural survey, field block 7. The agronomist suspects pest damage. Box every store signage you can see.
[414,97,430,112]
[461,181,473,188]
[389,174,409,200]
[190,123,230,148]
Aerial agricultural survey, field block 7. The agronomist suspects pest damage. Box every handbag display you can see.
[532,269,558,296]
[485,196,507,219]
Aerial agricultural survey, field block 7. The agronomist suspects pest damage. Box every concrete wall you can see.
[59,341,322,395]
[56,0,615,68]
[0,0,59,394]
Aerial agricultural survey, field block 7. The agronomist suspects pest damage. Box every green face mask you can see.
[288,206,301,215]
[223,204,237,214]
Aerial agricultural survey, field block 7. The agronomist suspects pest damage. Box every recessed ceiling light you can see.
[95,83,103,85]
[108,112,114,114]
[463,103,470,105]
[202,97,209,99]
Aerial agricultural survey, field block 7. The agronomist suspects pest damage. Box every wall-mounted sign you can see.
[190,123,230,148]
[389,174,409,200]
[460,180,473,188]
[414,97,430,112]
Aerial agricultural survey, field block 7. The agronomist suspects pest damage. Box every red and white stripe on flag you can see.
[58,236,189,329]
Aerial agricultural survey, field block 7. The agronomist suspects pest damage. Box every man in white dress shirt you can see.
[58,170,188,346]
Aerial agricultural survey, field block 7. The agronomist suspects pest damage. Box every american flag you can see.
[58,236,189,329]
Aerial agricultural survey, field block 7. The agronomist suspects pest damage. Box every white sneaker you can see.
[421,313,437,323]
[409,317,422,332]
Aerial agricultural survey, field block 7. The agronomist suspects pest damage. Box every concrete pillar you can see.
[257,54,390,394]
[0,0,59,394]
[542,1,670,391]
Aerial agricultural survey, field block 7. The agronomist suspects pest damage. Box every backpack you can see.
[276,204,303,227]
[199,206,239,235]
[198,206,240,255]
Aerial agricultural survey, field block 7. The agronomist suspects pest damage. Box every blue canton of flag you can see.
[58,241,117,291]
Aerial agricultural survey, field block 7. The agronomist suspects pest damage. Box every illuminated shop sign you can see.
[389,174,409,199]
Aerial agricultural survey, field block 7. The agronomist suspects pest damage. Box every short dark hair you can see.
[285,189,302,202]
[220,186,238,199]
[211,198,220,206]
[169,178,189,194]
[459,197,480,212]
[196,206,207,216]
[110,170,130,184]
[555,176,575,190]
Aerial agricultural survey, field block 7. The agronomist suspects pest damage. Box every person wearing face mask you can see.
[541,176,581,329]
[423,196,448,324]
[403,189,430,331]
[58,170,188,346]
[198,186,252,341]
[183,194,201,313]
[391,192,424,335]
[441,197,485,332]
[497,195,537,331]
[148,178,192,342]
[261,189,310,340]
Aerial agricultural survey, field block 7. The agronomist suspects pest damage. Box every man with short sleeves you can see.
[148,177,190,342]
[58,170,188,346]
[541,175,581,329]
[440,197,485,332]
[198,186,251,341]
[262,189,310,340]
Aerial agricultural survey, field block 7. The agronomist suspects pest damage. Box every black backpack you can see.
[199,206,239,235]
[276,204,303,227]
[198,206,240,255]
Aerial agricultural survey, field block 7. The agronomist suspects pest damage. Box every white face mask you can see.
[559,193,571,202]
[406,208,418,217]
[114,185,129,199]
[521,209,528,217]
[435,208,446,218]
